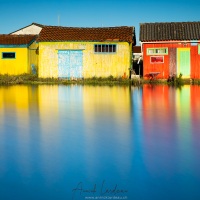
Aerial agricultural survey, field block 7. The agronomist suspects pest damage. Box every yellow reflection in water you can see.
[82,86,132,178]
[0,86,32,177]
[83,86,131,123]
[38,85,59,133]
[0,85,30,130]
[176,86,193,172]
[37,85,61,183]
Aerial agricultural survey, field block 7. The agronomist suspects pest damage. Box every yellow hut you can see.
[0,34,38,75]
[37,26,135,79]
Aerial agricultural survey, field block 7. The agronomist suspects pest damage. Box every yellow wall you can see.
[0,47,28,75]
[0,42,38,75]
[39,42,132,78]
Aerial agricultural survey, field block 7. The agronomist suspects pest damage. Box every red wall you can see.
[142,42,200,79]
[190,46,200,79]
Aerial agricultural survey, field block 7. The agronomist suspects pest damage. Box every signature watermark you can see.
[72,180,128,200]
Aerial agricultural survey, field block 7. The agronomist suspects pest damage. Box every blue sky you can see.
[0,0,200,44]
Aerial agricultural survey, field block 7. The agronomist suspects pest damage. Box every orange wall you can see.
[142,42,200,79]
[190,46,200,79]
[143,43,170,79]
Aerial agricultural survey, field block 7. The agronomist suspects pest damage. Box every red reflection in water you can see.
[191,86,200,128]
[141,85,200,178]
[142,85,174,135]
[191,86,200,171]
[141,85,179,177]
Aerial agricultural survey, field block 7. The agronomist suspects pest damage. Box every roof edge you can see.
[9,22,44,35]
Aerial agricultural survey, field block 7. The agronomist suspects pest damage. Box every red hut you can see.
[140,22,200,79]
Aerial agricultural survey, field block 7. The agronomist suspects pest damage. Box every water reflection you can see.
[0,85,200,200]
[82,86,132,180]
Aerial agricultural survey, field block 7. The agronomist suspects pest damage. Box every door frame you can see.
[177,48,190,78]
[58,50,83,79]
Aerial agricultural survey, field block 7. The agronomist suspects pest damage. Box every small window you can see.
[105,45,109,52]
[113,45,116,52]
[109,45,113,52]
[191,41,198,46]
[198,45,200,54]
[150,56,164,63]
[156,49,166,54]
[147,48,168,55]
[95,45,98,52]
[97,45,101,52]
[148,49,154,54]
[94,44,116,53]
[2,52,16,59]
[102,45,106,52]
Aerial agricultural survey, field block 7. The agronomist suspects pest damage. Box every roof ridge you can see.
[37,26,135,43]
[43,25,133,29]
[141,21,200,25]
[9,22,44,34]
[31,22,45,27]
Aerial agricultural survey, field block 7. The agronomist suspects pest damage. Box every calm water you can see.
[0,85,200,200]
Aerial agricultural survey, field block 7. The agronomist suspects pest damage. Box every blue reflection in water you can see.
[0,85,200,200]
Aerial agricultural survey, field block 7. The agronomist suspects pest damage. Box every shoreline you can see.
[0,74,200,86]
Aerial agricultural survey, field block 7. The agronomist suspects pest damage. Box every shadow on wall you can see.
[132,59,143,77]
[31,64,37,75]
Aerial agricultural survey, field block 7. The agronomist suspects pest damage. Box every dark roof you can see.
[0,34,37,45]
[9,22,44,34]
[133,46,141,53]
[140,21,200,42]
[31,22,44,28]
[37,26,135,43]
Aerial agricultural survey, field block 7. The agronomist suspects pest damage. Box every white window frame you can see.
[147,48,168,55]
[94,44,117,53]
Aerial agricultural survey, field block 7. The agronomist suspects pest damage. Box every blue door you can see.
[58,50,83,78]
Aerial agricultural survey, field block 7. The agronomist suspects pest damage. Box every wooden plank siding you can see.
[142,42,200,79]
[38,41,132,78]
[37,26,135,79]
[169,47,177,76]
[191,45,200,79]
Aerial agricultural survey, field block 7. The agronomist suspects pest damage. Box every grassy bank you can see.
[0,74,200,86]
[0,74,136,86]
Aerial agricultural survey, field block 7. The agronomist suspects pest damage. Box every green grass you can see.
[0,74,62,85]
[0,74,135,86]
[0,73,200,86]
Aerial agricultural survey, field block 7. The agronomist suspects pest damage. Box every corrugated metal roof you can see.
[140,21,200,42]
[37,26,135,43]
[0,34,37,45]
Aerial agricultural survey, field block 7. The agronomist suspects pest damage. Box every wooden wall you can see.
[142,42,200,79]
